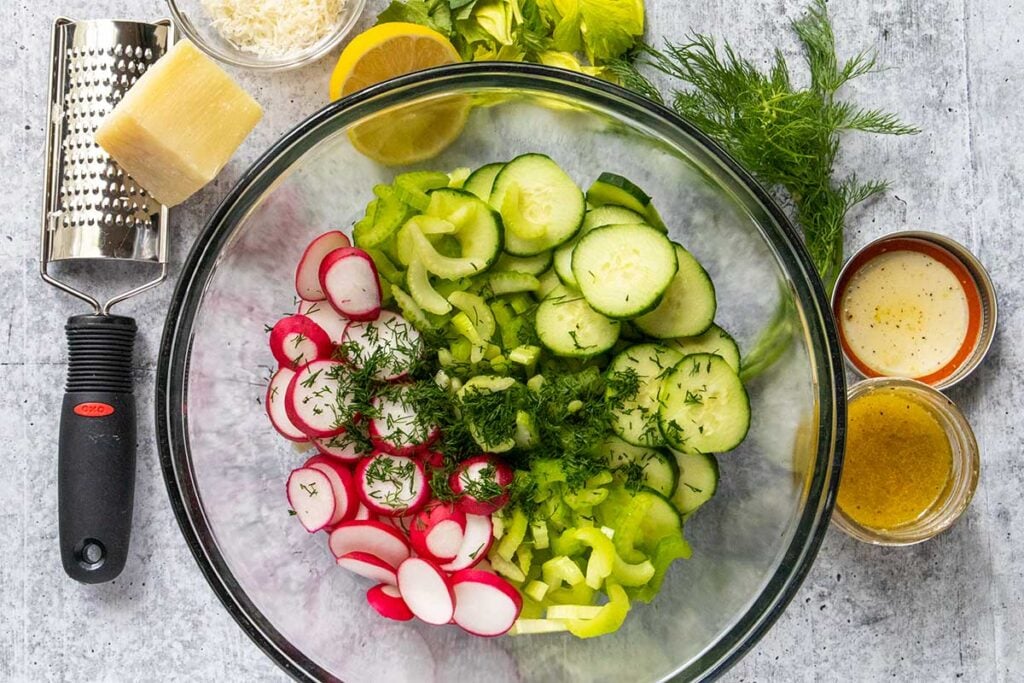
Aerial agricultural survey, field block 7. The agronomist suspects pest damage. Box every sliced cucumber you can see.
[535,285,620,357]
[634,245,717,338]
[598,436,679,497]
[671,450,719,515]
[586,172,667,232]
[606,343,684,447]
[669,324,740,372]
[535,268,562,300]
[572,224,677,319]
[400,189,502,279]
[488,271,540,295]
[554,206,646,288]
[490,154,585,256]
[464,162,504,200]
[658,353,750,454]
[634,488,682,547]
[493,251,553,276]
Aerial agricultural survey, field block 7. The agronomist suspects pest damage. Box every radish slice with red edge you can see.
[296,231,351,301]
[286,467,336,533]
[409,503,466,563]
[319,247,382,321]
[356,452,429,517]
[378,513,414,535]
[440,514,494,572]
[337,551,398,585]
[420,450,444,471]
[450,455,514,515]
[396,557,456,626]
[298,299,349,343]
[450,569,523,637]
[366,583,414,621]
[369,388,440,456]
[304,455,358,526]
[266,369,307,442]
[285,360,350,438]
[269,314,333,370]
[342,312,421,381]
[328,520,410,568]
[314,434,362,462]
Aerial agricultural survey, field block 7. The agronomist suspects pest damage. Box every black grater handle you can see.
[59,314,137,583]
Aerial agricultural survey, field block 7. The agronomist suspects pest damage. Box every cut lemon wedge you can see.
[331,23,468,166]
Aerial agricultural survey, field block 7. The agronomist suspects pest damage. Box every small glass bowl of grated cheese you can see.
[167,0,366,71]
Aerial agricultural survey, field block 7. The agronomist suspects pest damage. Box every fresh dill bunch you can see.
[613,0,918,292]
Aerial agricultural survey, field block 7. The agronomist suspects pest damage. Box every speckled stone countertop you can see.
[1,0,1020,680]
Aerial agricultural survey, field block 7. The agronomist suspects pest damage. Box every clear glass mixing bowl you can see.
[157,63,845,682]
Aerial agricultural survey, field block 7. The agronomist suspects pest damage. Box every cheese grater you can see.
[40,18,174,584]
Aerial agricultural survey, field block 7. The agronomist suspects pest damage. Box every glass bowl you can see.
[832,378,979,546]
[166,0,366,71]
[157,63,846,682]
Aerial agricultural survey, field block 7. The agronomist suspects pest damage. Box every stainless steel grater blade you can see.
[41,17,173,314]
[40,17,175,585]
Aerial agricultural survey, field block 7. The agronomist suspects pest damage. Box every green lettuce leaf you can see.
[578,0,644,62]
[377,0,454,36]
[472,0,516,45]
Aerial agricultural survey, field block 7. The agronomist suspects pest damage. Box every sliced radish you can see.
[313,434,362,462]
[356,452,430,517]
[266,369,307,442]
[337,551,398,585]
[378,513,414,535]
[440,514,494,572]
[409,503,467,563]
[298,299,349,343]
[341,311,421,381]
[285,360,350,438]
[420,450,445,471]
[396,557,456,626]
[328,520,411,568]
[304,455,358,526]
[366,583,414,621]
[296,231,351,301]
[354,502,372,521]
[450,455,515,515]
[319,247,382,321]
[369,387,440,456]
[450,569,523,637]
[286,467,336,533]
[269,314,334,369]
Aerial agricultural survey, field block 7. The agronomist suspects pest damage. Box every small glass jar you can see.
[832,377,979,545]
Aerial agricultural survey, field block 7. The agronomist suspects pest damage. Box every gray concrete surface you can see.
[1,0,1020,680]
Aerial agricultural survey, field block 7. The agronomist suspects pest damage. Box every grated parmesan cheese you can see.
[201,0,346,58]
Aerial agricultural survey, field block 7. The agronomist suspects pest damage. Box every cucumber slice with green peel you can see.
[535,285,620,357]
[554,206,647,288]
[606,343,684,447]
[490,154,585,256]
[634,245,717,338]
[634,488,683,547]
[406,258,452,315]
[493,251,552,276]
[487,271,540,295]
[572,224,678,319]
[598,436,679,497]
[668,324,740,372]
[658,353,750,454]
[463,162,505,200]
[670,451,720,515]
[535,268,561,300]
[586,172,667,232]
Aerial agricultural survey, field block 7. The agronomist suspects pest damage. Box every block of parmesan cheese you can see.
[95,40,262,207]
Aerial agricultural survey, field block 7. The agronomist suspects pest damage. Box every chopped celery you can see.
[564,583,630,639]
[635,533,692,603]
[531,520,550,550]
[543,556,585,588]
[449,291,497,341]
[497,508,529,561]
[516,543,533,575]
[546,605,604,620]
[491,553,527,583]
[509,344,541,366]
[524,580,550,602]
[509,619,570,635]
[546,582,596,605]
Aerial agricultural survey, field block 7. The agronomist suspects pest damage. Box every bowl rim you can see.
[156,61,846,682]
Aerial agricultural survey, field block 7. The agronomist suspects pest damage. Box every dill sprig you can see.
[613,0,918,292]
